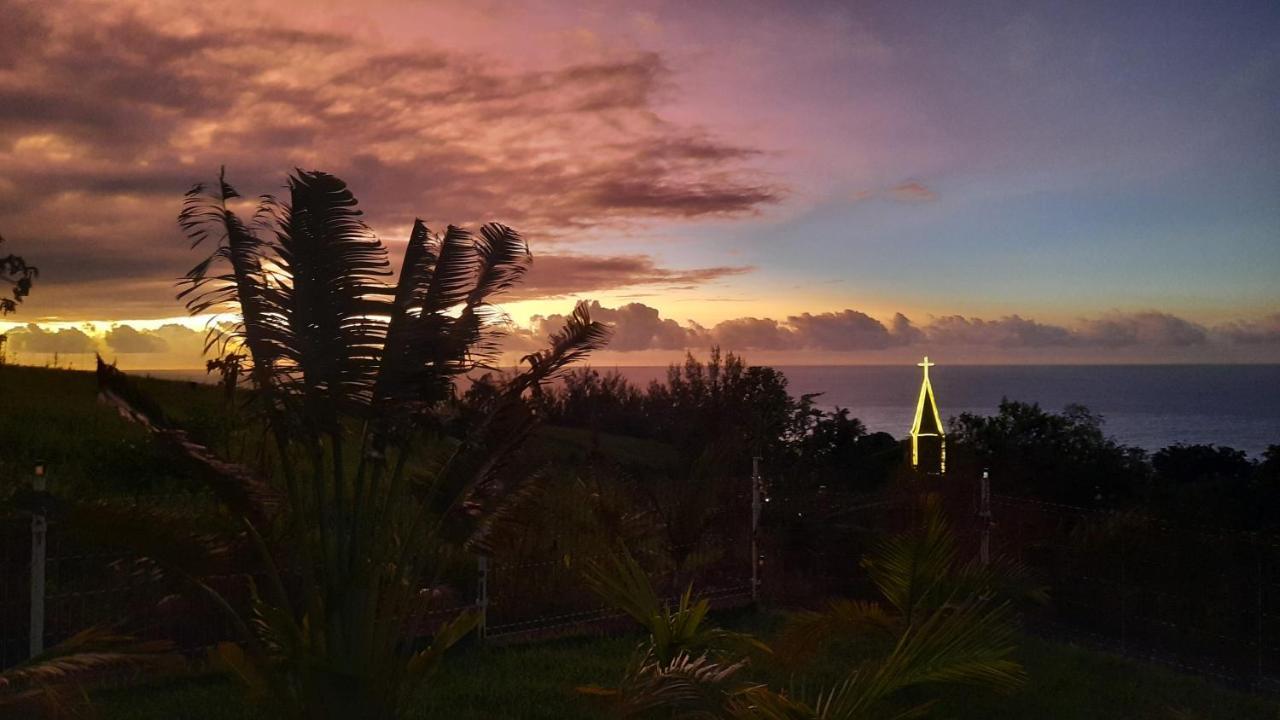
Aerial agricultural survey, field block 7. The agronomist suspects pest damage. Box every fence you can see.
[0,490,244,668]
[757,473,1280,691]
[0,462,765,666]
[2,466,1278,691]
[987,492,1280,689]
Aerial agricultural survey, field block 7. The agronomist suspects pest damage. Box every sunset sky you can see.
[1,0,1277,368]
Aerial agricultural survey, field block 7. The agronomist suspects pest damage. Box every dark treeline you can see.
[500,348,1279,532]
[508,348,904,493]
[950,401,1280,531]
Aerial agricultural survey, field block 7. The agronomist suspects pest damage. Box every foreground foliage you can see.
[86,622,1280,720]
[581,497,1041,719]
[0,231,37,317]
[0,628,177,718]
[24,168,608,720]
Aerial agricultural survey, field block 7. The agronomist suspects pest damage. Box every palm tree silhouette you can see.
[78,167,611,719]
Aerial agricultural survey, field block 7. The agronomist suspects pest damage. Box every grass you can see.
[90,618,1277,720]
[0,365,222,499]
[0,364,674,499]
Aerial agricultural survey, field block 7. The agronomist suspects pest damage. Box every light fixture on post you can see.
[30,459,48,657]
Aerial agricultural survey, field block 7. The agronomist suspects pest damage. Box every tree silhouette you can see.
[0,232,37,316]
[54,167,610,719]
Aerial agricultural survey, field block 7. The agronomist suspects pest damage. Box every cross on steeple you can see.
[918,356,934,380]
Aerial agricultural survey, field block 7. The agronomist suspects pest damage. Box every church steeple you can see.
[910,356,946,474]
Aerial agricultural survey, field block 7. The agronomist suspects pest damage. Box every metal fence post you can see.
[1119,520,1127,655]
[751,456,762,604]
[1258,543,1264,681]
[978,468,991,567]
[29,461,47,658]
[476,555,489,642]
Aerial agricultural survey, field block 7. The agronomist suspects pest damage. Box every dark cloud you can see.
[1076,312,1208,347]
[886,181,937,202]
[5,323,96,354]
[1213,313,1280,345]
[515,254,752,299]
[0,0,780,318]
[851,180,938,204]
[710,317,794,351]
[709,310,917,352]
[104,324,168,353]
[785,310,911,350]
[924,314,1074,348]
[532,300,704,352]
[508,303,1251,355]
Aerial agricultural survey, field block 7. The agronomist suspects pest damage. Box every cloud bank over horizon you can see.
[6,304,1276,370]
[513,302,1280,358]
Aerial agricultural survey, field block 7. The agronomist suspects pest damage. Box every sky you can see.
[0,0,1277,369]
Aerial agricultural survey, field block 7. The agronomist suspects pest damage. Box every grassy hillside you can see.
[0,364,676,499]
[92,622,1277,720]
[0,365,236,499]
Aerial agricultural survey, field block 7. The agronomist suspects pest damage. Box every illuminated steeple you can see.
[909,356,946,474]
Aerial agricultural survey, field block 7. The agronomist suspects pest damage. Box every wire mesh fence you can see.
[0,478,760,663]
[758,475,1280,690]
[483,475,756,639]
[2,470,1277,692]
[0,510,29,668]
[0,492,243,668]
[986,492,1280,689]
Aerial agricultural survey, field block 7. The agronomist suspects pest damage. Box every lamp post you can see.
[978,468,991,567]
[751,456,762,604]
[30,460,47,657]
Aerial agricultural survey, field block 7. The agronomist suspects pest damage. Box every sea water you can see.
[137,363,1280,457]
[600,365,1280,458]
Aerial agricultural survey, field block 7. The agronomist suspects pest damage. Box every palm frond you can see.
[586,649,754,719]
[583,548,665,636]
[951,554,1050,607]
[374,219,439,418]
[869,598,1024,695]
[860,494,956,622]
[275,169,392,418]
[450,223,530,371]
[774,600,897,665]
[177,168,287,383]
[514,300,612,394]
[583,547,769,668]
[420,225,477,314]
[469,223,530,306]
[96,356,280,525]
[403,608,481,683]
[0,627,179,698]
[734,600,1020,720]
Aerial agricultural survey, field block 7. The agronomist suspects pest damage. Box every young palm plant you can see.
[54,168,610,719]
[775,493,1047,663]
[579,548,769,718]
[749,493,1046,719]
[582,496,1041,720]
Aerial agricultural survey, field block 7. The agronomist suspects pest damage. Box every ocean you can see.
[592,365,1280,458]
[137,364,1280,457]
